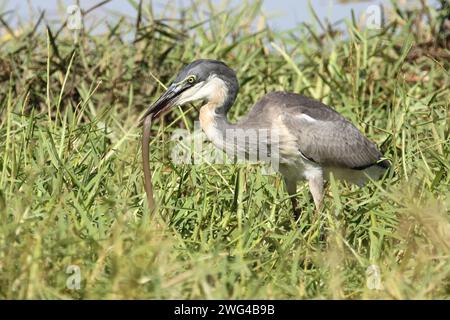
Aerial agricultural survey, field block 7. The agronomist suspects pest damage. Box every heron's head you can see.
[142,59,239,120]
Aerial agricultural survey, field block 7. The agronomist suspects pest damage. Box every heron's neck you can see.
[199,102,234,135]
[198,78,238,130]
[199,95,241,154]
[198,75,240,150]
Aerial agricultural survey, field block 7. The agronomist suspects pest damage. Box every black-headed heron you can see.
[142,59,389,217]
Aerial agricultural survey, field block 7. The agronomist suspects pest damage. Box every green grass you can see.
[0,0,449,299]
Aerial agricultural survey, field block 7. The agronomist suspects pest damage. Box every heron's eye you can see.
[186,75,196,84]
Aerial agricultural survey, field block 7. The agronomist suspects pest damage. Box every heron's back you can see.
[237,91,389,177]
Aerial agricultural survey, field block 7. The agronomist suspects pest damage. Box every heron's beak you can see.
[140,84,184,121]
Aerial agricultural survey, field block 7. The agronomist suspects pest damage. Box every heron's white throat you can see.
[177,75,228,107]
[193,75,230,150]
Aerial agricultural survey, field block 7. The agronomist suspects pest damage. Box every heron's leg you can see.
[308,174,324,211]
[308,173,326,242]
[284,178,300,220]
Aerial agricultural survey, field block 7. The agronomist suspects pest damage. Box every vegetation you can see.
[0,0,449,299]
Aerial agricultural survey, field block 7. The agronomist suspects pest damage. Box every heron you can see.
[141,59,389,216]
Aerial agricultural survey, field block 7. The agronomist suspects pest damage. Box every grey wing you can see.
[281,112,383,169]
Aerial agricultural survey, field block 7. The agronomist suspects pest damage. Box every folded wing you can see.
[281,108,383,170]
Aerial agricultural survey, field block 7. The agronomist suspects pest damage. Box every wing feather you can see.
[281,110,383,169]
[237,91,386,169]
